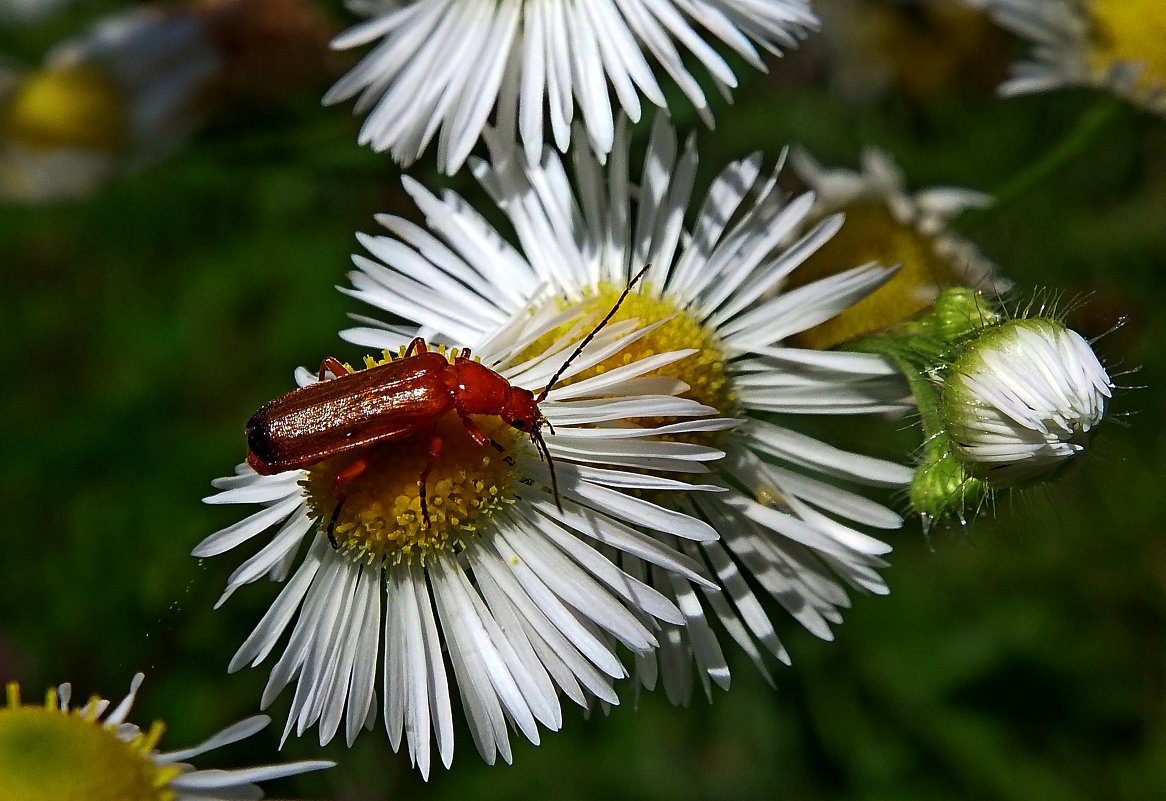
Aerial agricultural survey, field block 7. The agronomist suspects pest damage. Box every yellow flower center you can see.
[302,351,520,564]
[525,286,736,441]
[0,65,130,152]
[0,683,179,801]
[785,202,960,349]
[1087,0,1166,94]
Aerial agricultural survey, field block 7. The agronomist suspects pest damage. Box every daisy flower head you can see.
[981,0,1166,116]
[783,147,1006,350]
[0,673,332,801]
[322,0,818,174]
[341,113,916,706]
[853,288,1115,525]
[198,294,730,776]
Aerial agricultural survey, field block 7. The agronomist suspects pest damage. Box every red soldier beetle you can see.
[245,265,650,547]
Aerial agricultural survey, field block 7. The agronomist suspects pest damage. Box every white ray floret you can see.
[324,0,818,173]
[342,112,917,705]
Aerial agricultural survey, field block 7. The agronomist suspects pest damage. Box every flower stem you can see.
[956,97,1124,231]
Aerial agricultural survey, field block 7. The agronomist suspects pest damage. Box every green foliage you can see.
[1,4,1164,801]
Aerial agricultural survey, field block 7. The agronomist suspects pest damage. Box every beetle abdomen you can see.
[245,359,456,474]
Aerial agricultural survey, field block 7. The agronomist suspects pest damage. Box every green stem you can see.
[957,97,1124,232]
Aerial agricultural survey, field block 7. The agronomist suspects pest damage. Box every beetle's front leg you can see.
[318,357,351,382]
[404,337,428,357]
[458,413,505,452]
[326,454,369,548]
[417,429,442,529]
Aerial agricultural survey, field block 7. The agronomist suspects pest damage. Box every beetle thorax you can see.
[448,359,513,416]
[299,351,525,564]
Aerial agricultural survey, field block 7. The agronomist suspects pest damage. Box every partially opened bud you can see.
[854,287,1116,525]
[944,318,1112,486]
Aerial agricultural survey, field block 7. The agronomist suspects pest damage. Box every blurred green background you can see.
[1,2,1164,800]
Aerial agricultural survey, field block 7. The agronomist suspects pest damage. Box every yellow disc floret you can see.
[302,350,520,564]
[1087,0,1166,96]
[525,284,736,440]
[785,202,961,349]
[0,683,179,801]
[0,65,130,152]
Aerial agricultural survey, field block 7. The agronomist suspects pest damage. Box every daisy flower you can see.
[198,298,729,775]
[784,147,1005,350]
[980,0,1166,116]
[946,317,1112,484]
[340,113,916,705]
[323,0,818,174]
[0,673,332,801]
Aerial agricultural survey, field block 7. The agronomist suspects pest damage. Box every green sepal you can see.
[848,288,1000,525]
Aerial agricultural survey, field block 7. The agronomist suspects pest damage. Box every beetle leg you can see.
[318,357,351,382]
[417,431,442,529]
[326,454,370,548]
[404,337,427,357]
[457,413,504,452]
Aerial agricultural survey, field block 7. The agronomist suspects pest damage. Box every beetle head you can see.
[500,386,541,435]
[501,386,560,510]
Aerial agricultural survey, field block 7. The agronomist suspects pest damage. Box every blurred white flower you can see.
[980,0,1166,116]
[0,6,222,202]
[0,0,336,202]
[0,0,74,28]
[783,147,1005,349]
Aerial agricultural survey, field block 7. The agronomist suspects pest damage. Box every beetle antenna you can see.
[536,264,651,403]
[532,427,562,512]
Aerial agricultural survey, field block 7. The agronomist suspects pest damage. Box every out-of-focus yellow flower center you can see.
[303,350,519,564]
[0,65,130,152]
[785,202,959,349]
[525,285,735,442]
[0,683,178,801]
[1087,0,1166,94]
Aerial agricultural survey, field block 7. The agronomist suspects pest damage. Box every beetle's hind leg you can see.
[326,454,370,548]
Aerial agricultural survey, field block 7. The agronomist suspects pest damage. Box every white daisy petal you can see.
[325,0,817,172]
